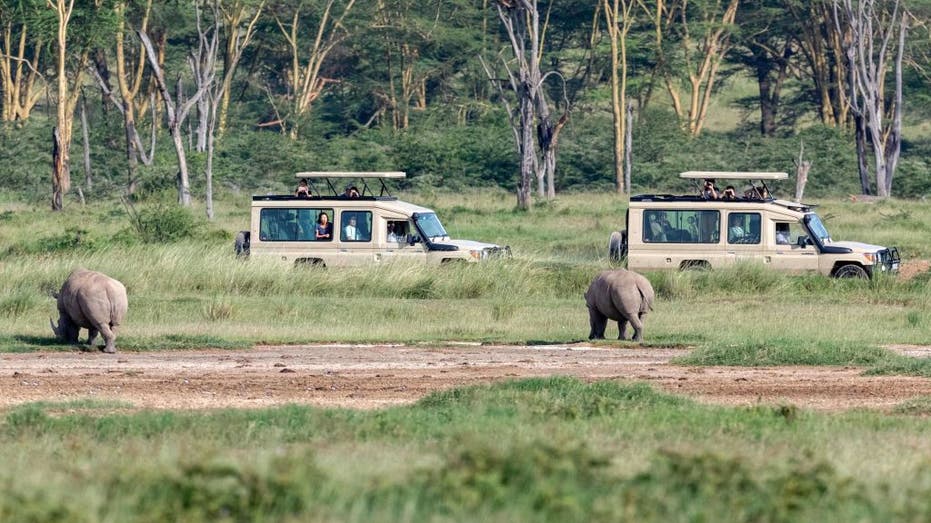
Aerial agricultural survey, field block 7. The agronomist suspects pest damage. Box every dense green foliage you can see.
[2,0,931,205]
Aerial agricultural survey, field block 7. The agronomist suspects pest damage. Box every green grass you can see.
[4,378,931,521]
[0,192,929,355]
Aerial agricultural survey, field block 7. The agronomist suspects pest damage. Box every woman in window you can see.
[315,212,332,240]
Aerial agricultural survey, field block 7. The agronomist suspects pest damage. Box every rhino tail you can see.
[636,278,654,313]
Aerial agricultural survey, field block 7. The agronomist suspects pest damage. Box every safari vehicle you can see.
[234,171,509,266]
[609,171,899,278]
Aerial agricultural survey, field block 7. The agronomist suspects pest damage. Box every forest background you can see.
[1,0,930,210]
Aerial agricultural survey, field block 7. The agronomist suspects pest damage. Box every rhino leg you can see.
[629,313,645,343]
[98,323,117,354]
[87,328,99,347]
[588,307,608,340]
[617,319,628,341]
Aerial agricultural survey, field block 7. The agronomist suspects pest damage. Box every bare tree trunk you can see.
[139,29,209,207]
[604,0,634,194]
[794,141,811,202]
[218,0,264,136]
[624,100,633,194]
[80,92,92,191]
[52,127,65,210]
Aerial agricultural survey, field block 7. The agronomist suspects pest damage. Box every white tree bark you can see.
[834,0,908,197]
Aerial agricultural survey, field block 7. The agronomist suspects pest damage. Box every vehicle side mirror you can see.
[797,235,809,248]
[407,234,419,245]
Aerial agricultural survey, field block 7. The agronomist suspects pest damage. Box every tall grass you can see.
[1,193,929,351]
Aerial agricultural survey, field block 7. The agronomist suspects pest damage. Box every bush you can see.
[127,203,199,243]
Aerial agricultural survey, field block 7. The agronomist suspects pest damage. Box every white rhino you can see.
[584,269,654,342]
[50,269,128,353]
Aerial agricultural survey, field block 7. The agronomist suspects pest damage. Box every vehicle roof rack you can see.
[293,171,406,198]
[679,171,788,180]
[295,171,406,179]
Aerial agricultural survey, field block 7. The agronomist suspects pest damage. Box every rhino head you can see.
[50,315,80,343]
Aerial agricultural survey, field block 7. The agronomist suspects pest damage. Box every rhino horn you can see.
[50,317,60,337]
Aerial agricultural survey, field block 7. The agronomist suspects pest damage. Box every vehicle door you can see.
[376,217,427,264]
[763,219,819,273]
[724,211,764,266]
[336,209,376,265]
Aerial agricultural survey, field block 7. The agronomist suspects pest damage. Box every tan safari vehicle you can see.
[609,171,899,278]
[234,171,509,266]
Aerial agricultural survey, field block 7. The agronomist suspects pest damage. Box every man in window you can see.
[344,216,359,241]
[775,223,790,245]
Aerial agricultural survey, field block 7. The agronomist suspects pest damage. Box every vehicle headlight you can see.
[862,252,876,264]
[469,249,482,260]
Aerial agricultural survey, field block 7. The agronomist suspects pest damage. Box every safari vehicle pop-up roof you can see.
[293,171,405,199]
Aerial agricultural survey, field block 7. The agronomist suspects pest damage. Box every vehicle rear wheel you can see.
[680,260,710,271]
[608,230,627,262]
[234,231,250,256]
[833,264,868,279]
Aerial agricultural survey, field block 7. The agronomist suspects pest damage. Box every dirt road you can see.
[3,344,931,412]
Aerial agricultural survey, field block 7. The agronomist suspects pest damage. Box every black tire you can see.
[680,260,711,271]
[295,258,325,268]
[608,230,628,261]
[833,264,868,279]
[234,231,251,257]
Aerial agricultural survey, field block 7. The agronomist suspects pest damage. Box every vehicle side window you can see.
[340,211,372,242]
[643,210,719,243]
[775,221,806,247]
[259,208,332,241]
[387,220,410,243]
[727,212,761,244]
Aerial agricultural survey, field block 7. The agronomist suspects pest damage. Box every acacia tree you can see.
[273,0,357,139]
[49,0,110,210]
[216,0,264,136]
[0,0,46,122]
[834,0,908,197]
[789,0,850,127]
[482,0,570,209]
[641,0,740,137]
[93,0,156,194]
[731,0,796,137]
[603,0,636,193]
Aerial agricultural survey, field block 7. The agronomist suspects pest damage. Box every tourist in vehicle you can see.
[315,212,332,240]
[295,178,310,198]
[647,214,666,242]
[341,185,361,199]
[727,214,745,242]
[387,223,400,242]
[343,215,359,241]
[722,186,737,200]
[686,216,699,240]
[701,179,719,200]
[775,223,791,245]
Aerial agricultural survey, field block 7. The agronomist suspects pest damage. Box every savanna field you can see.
[1,191,931,521]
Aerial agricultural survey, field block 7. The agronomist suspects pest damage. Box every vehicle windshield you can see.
[806,213,832,242]
[414,213,448,240]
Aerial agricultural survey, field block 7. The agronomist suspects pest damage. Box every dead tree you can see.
[138,29,210,207]
[190,2,221,219]
[834,0,908,197]
[482,0,570,209]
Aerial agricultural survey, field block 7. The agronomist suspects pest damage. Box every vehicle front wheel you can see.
[833,264,868,279]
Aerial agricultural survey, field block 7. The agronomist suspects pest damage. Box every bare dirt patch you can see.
[899,259,931,281]
[3,344,931,413]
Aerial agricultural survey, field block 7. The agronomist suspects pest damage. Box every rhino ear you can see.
[50,317,60,337]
